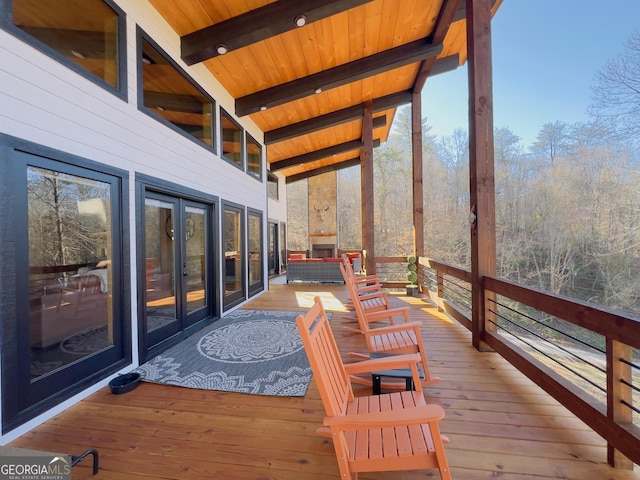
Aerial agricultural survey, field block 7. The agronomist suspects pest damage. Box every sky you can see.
[421,0,640,148]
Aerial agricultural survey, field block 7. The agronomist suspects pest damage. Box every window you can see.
[138,30,216,150]
[267,172,279,200]
[248,209,263,296]
[0,137,129,433]
[246,133,262,180]
[220,108,243,169]
[27,166,115,377]
[2,0,126,95]
[222,202,245,309]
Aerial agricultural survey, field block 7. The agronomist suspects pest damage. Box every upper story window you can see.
[138,29,216,150]
[267,172,279,200]
[246,132,262,181]
[220,108,243,169]
[3,0,126,95]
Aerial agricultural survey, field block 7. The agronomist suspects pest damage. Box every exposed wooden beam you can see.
[266,105,362,145]
[453,0,498,22]
[270,139,380,171]
[266,112,385,145]
[181,0,373,65]
[414,0,462,92]
[285,158,361,183]
[236,40,443,116]
[264,90,412,144]
[429,54,460,77]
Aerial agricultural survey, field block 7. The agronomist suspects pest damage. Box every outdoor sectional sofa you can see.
[286,256,345,284]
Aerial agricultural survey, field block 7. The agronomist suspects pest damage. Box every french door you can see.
[268,221,278,277]
[142,192,213,359]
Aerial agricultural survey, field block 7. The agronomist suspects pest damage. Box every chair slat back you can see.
[295,296,353,417]
[341,266,374,334]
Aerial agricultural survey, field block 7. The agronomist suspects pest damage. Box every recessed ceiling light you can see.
[216,44,228,55]
[294,15,307,27]
[71,50,85,59]
[314,87,322,94]
[260,105,268,111]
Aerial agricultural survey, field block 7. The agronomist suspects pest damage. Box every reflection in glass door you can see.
[268,222,278,277]
[184,204,207,318]
[28,166,115,379]
[144,197,178,346]
[143,194,211,356]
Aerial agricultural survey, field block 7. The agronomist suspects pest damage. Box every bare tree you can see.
[530,121,571,165]
[589,29,640,142]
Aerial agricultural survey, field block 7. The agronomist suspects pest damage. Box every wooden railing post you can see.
[436,268,444,312]
[606,338,634,469]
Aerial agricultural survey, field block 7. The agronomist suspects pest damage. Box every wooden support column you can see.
[361,101,375,274]
[606,339,634,469]
[412,92,424,260]
[467,0,496,350]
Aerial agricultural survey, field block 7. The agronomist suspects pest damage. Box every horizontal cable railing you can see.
[407,256,640,469]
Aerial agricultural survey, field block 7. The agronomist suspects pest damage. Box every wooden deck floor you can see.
[8,284,640,479]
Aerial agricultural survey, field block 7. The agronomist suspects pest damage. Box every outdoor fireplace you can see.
[311,243,335,258]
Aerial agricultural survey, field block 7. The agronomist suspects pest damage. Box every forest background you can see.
[288,30,640,319]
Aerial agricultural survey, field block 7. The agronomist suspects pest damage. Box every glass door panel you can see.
[184,204,207,322]
[144,197,179,341]
[268,222,277,276]
[223,204,245,309]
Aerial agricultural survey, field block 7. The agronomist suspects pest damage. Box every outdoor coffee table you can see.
[370,352,423,395]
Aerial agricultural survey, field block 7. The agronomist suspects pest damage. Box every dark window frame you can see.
[0,0,128,101]
[246,132,263,181]
[136,26,217,153]
[221,200,246,310]
[220,108,244,170]
[267,171,279,200]
[0,133,131,434]
[247,208,264,296]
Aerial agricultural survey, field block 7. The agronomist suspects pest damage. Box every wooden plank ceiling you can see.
[148,0,501,181]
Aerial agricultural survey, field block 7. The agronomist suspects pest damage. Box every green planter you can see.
[406,284,419,296]
[406,255,419,296]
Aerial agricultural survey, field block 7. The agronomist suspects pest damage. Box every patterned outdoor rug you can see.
[134,310,317,397]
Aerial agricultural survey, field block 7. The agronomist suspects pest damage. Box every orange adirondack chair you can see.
[339,261,391,328]
[295,296,452,480]
[341,257,382,294]
[344,269,441,388]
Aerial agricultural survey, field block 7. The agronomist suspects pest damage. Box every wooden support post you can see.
[412,92,424,260]
[436,269,444,312]
[361,101,375,275]
[466,0,497,350]
[606,338,634,469]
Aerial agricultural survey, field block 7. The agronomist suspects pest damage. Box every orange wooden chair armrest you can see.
[355,290,388,300]
[361,307,410,323]
[354,282,383,292]
[361,320,421,336]
[323,405,445,429]
[343,353,421,375]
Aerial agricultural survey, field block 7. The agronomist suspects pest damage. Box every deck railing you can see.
[372,255,640,469]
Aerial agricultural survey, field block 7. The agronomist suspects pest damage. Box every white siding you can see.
[0,0,286,443]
